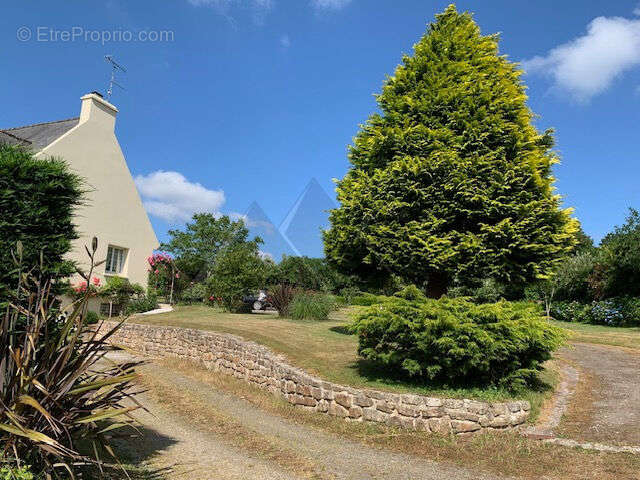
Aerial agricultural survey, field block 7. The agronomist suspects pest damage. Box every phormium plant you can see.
[0,238,145,478]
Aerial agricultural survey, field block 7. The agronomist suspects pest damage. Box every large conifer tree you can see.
[324,5,577,297]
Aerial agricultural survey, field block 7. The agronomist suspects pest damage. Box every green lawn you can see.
[132,305,556,416]
[548,319,640,351]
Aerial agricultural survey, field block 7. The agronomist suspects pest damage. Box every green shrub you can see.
[206,243,268,313]
[339,286,361,305]
[0,144,84,299]
[99,276,145,314]
[0,465,35,480]
[352,295,565,390]
[180,283,207,305]
[125,293,159,315]
[551,298,640,327]
[85,310,100,325]
[351,292,387,306]
[554,251,597,302]
[289,291,336,321]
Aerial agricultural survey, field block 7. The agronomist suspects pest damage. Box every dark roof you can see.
[0,130,31,147]
[0,118,79,151]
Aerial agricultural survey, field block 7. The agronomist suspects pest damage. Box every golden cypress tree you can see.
[324,5,577,296]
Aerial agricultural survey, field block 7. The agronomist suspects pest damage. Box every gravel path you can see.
[125,355,510,480]
[557,342,640,445]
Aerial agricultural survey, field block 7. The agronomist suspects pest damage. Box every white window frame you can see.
[105,245,128,275]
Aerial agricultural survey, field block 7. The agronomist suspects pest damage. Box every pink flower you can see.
[92,277,101,286]
[175,273,180,278]
[154,269,159,274]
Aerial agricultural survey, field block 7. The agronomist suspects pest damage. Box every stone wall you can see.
[99,322,530,435]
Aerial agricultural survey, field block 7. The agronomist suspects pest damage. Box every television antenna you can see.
[104,55,126,100]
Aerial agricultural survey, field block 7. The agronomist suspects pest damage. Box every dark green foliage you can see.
[85,310,100,325]
[179,283,207,305]
[124,293,159,315]
[351,293,565,389]
[1,241,143,477]
[289,291,336,321]
[269,256,352,293]
[553,251,597,301]
[551,298,640,327]
[161,214,262,281]
[599,208,640,298]
[338,286,361,304]
[206,243,268,312]
[448,278,506,304]
[324,5,577,297]
[99,276,145,315]
[0,144,83,297]
[573,224,595,253]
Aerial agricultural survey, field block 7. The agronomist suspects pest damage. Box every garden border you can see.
[99,321,530,435]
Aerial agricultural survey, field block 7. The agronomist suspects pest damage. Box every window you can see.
[105,245,127,274]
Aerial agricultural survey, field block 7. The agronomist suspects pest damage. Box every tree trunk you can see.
[426,271,449,299]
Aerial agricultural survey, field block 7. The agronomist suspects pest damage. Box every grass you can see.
[133,305,554,414]
[151,358,640,480]
[548,319,640,351]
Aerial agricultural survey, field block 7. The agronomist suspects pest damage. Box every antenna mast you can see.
[104,55,126,100]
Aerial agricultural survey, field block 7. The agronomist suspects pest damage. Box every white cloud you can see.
[135,171,225,222]
[310,0,352,11]
[280,34,291,48]
[522,15,640,102]
[187,0,273,25]
[634,3,640,16]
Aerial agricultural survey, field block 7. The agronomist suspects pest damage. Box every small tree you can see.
[206,242,268,312]
[324,5,577,297]
[0,144,83,298]
[161,214,261,281]
[599,208,640,298]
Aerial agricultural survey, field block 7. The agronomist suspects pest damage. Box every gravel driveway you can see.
[557,342,640,445]
[124,356,510,480]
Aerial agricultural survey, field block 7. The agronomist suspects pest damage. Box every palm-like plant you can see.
[1,238,144,478]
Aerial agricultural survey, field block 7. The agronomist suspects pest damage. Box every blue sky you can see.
[1,0,639,256]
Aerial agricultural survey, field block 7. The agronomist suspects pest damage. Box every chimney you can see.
[78,92,118,131]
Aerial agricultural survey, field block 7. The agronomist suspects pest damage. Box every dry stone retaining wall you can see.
[100,321,530,435]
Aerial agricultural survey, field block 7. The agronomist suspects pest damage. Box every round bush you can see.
[351,295,565,390]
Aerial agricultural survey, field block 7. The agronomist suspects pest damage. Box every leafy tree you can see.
[269,256,352,292]
[573,224,595,253]
[161,214,262,281]
[599,208,640,297]
[206,242,268,312]
[0,143,84,298]
[324,5,577,297]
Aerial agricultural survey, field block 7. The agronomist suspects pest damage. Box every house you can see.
[1,93,158,309]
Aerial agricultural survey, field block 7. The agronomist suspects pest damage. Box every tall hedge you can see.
[324,5,577,297]
[0,143,83,296]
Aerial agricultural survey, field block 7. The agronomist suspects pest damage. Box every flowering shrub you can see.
[68,277,101,299]
[147,253,181,301]
[551,297,640,327]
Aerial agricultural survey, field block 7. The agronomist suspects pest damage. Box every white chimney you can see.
[78,92,118,131]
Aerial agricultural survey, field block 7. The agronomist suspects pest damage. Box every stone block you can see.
[376,401,394,414]
[348,406,363,419]
[353,394,374,407]
[451,420,481,434]
[335,392,352,409]
[428,417,452,435]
